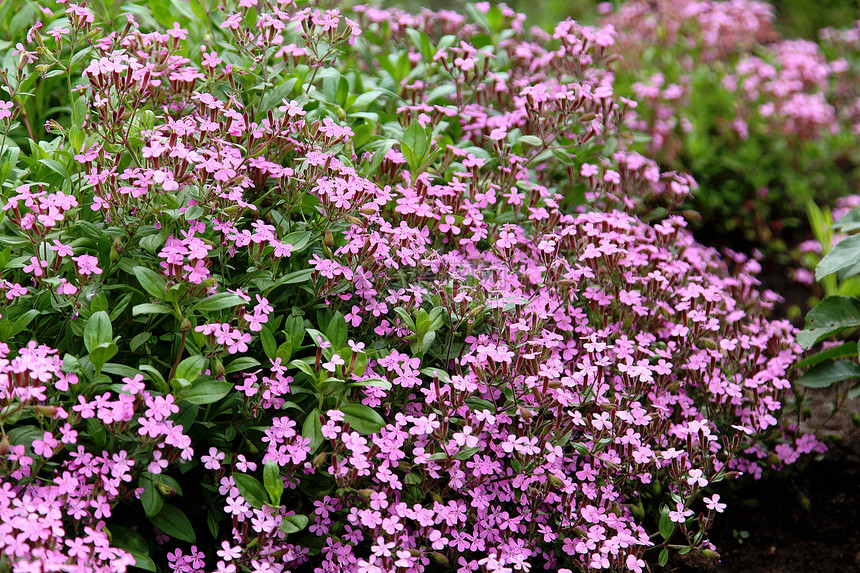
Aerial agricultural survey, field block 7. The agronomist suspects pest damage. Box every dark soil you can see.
[666,433,860,573]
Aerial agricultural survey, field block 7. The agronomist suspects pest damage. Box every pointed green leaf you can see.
[302,408,323,453]
[796,360,860,389]
[190,293,247,312]
[132,303,173,316]
[263,461,284,506]
[84,311,112,354]
[340,403,385,435]
[279,514,309,534]
[326,311,348,349]
[178,378,233,404]
[232,473,268,509]
[794,342,858,369]
[260,325,277,360]
[816,235,860,280]
[140,475,164,517]
[659,506,676,541]
[174,355,206,383]
[148,504,196,543]
[133,266,168,300]
[798,296,860,348]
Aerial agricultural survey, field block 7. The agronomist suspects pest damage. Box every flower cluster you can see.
[605,0,860,244]
[0,0,832,572]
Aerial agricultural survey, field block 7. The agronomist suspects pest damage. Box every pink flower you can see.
[72,253,102,276]
[202,447,226,470]
[23,256,48,277]
[704,494,726,513]
[217,541,242,561]
[322,354,345,372]
[668,502,693,523]
[0,100,13,120]
[121,374,145,395]
[32,432,58,458]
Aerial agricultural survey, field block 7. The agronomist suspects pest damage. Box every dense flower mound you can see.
[604,0,860,243]
[0,1,822,572]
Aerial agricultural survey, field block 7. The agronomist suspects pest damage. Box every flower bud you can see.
[431,552,449,566]
[181,318,192,332]
[33,405,58,417]
[0,434,9,456]
[324,230,334,248]
[700,549,720,560]
[681,210,702,222]
[358,488,374,500]
[313,452,328,468]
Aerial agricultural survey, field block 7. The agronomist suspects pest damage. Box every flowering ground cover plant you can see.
[604,0,860,249]
[0,1,822,572]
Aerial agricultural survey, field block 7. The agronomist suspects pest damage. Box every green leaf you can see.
[132,303,173,316]
[658,548,669,567]
[232,473,268,509]
[84,311,112,354]
[284,315,306,347]
[133,266,168,300]
[816,235,860,280]
[130,331,152,352]
[518,135,543,146]
[224,357,261,374]
[454,446,481,460]
[419,331,436,354]
[402,121,428,169]
[178,378,233,404]
[149,473,183,496]
[260,324,277,360]
[340,403,385,435]
[139,365,167,391]
[263,461,284,506]
[274,268,314,286]
[350,377,392,390]
[659,506,675,541]
[148,504,196,543]
[420,367,451,383]
[276,340,293,364]
[175,355,206,383]
[290,357,316,378]
[190,293,247,312]
[302,408,323,453]
[794,342,858,369]
[796,360,860,389]
[89,343,118,374]
[140,475,164,517]
[326,311,348,349]
[350,90,384,110]
[101,363,141,379]
[393,307,415,330]
[128,552,156,572]
[39,158,70,178]
[797,296,860,348]
[279,514,309,535]
[7,308,36,335]
[140,232,165,254]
